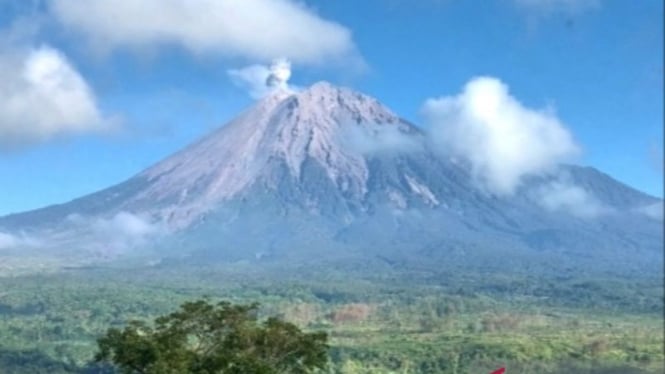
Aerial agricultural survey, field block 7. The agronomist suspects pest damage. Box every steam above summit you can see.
[265,59,292,88]
[228,58,296,99]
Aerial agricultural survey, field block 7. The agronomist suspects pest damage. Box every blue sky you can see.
[0,0,662,215]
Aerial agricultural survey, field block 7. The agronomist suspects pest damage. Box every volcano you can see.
[0,82,662,276]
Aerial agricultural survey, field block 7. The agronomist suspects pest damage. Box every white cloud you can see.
[67,211,162,252]
[0,232,19,249]
[343,125,422,155]
[91,212,161,240]
[513,0,601,15]
[228,58,295,99]
[99,212,159,237]
[67,211,162,247]
[0,45,105,149]
[61,212,164,254]
[422,76,579,195]
[534,181,608,218]
[637,201,663,221]
[0,231,40,249]
[50,0,361,66]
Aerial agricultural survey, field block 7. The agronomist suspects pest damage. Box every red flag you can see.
[490,368,506,374]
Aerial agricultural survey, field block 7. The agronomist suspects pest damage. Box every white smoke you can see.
[228,58,295,99]
[266,58,291,88]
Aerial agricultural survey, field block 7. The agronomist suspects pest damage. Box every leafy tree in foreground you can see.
[95,300,329,374]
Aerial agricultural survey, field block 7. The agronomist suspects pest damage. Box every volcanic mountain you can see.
[0,82,662,276]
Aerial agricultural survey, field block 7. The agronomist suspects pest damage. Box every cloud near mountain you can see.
[0,232,19,249]
[533,180,609,218]
[342,124,422,156]
[422,76,580,196]
[637,201,664,221]
[0,231,40,250]
[65,212,165,252]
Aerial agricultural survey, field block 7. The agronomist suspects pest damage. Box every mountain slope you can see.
[0,82,661,276]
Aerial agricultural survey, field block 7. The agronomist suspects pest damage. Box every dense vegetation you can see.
[0,262,662,373]
[95,300,328,373]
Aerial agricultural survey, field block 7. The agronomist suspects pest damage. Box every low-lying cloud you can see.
[93,212,161,239]
[533,180,608,218]
[50,0,361,66]
[0,232,19,249]
[228,58,295,99]
[422,76,579,195]
[637,201,663,221]
[67,211,164,251]
[343,125,422,156]
[0,45,105,150]
[0,231,40,249]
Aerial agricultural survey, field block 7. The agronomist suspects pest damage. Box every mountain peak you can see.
[307,80,337,91]
[291,81,399,126]
[257,81,398,124]
[122,81,410,227]
[299,81,349,100]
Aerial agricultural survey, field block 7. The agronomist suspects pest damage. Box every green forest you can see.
[0,262,663,373]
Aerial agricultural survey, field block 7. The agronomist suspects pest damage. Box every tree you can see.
[95,300,329,374]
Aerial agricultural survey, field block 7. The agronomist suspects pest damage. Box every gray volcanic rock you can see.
[0,82,662,276]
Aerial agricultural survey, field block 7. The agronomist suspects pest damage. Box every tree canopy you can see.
[95,300,329,374]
